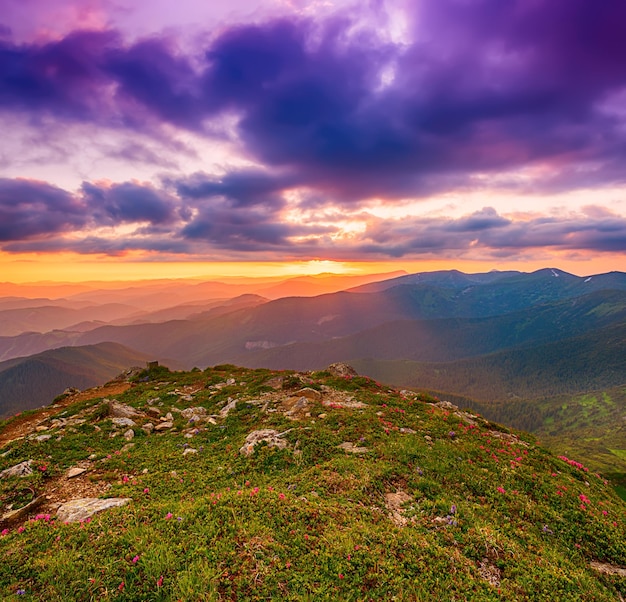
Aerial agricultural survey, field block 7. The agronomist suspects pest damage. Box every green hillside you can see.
[0,343,152,419]
[0,365,624,600]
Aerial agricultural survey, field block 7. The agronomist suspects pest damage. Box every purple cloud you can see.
[0,178,86,241]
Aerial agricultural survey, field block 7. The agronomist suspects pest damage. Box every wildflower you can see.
[165,512,173,520]
[157,576,164,587]
[285,562,292,568]
[16,589,26,595]
[278,493,285,500]
[118,582,125,592]
[132,555,140,563]
[1,529,9,536]
[497,486,506,494]
[17,527,24,534]
[122,475,129,483]
[338,573,344,579]
[579,494,590,504]
[143,488,149,494]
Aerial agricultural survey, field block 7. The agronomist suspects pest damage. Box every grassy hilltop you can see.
[0,364,624,600]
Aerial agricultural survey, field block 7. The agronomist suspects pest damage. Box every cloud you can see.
[81,181,179,225]
[0,178,86,241]
[3,2,626,202]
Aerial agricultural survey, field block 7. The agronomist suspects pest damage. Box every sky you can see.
[1,0,625,281]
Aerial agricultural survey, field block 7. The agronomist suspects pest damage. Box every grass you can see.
[0,366,624,600]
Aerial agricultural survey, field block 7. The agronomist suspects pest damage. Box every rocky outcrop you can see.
[56,498,131,523]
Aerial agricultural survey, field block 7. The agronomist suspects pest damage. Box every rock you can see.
[0,496,44,524]
[327,363,358,378]
[286,397,309,417]
[142,423,154,434]
[265,376,283,389]
[112,417,136,428]
[399,427,417,435]
[108,401,143,419]
[146,406,162,418]
[435,400,458,411]
[385,490,414,527]
[181,407,207,421]
[220,398,237,418]
[120,443,135,452]
[317,413,327,419]
[67,467,87,479]
[165,412,174,421]
[183,448,198,456]
[56,498,131,523]
[154,421,173,432]
[239,430,288,456]
[226,378,236,386]
[338,442,370,454]
[296,387,322,401]
[123,429,135,441]
[34,435,52,442]
[0,460,33,479]
[62,387,80,396]
[35,425,49,432]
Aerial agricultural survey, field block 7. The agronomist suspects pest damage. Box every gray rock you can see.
[56,498,131,523]
[239,429,287,456]
[123,429,135,441]
[67,467,87,478]
[327,363,358,378]
[183,448,198,456]
[0,460,33,479]
[154,421,173,432]
[338,442,370,454]
[219,398,237,418]
[141,422,154,434]
[296,388,322,401]
[108,401,143,419]
[181,407,207,421]
[112,417,137,428]
[34,435,52,442]
[146,406,162,418]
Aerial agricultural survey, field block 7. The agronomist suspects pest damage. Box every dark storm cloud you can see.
[2,1,626,201]
[0,178,87,240]
[81,181,178,225]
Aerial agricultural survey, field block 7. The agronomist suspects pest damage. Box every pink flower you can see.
[156,576,164,587]
[497,486,506,494]
[165,512,173,520]
[122,475,129,483]
[338,573,344,579]
[602,510,608,516]
[118,582,124,591]
[285,562,291,568]
[132,555,140,564]
[1,529,9,536]
[278,493,285,500]
[143,488,149,494]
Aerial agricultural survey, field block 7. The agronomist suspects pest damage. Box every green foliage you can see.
[0,366,624,600]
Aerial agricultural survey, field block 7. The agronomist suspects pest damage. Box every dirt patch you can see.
[590,561,626,577]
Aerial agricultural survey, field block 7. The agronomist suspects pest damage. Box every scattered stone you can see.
[338,442,370,454]
[220,398,237,418]
[435,400,458,411]
[183,448,198,456]
[165,412,174,421]
[34,435,52,442]
[88,454,97,460]
[181,407,208,421]
[590,561,626,577]
[327,363,358,378]
[296,387,322,401]
[286,397,309,418]
[265,377,283,389]
[317,413,327,419]
[322,398,367,409]
[239,429,288,456]
[385,491,414,527]
[146,406,162,418]
[123,429,135,441]
[120,443,135,452]
[67,467,87,479]
[111,417,137,428]
[478,559,502,587]
[1,496,44,524]
[35,425,49,432]
[154,422,174,432]
[108,401,143,419]
[142,422,154,434]
[226,378,236,386]
[399,427,417,435]
[0,460,33,479]
[56,498,131,523]
[207,417,217,425]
